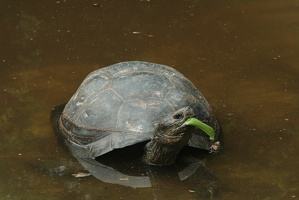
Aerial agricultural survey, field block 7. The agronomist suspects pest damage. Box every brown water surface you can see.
[1,0,299,199]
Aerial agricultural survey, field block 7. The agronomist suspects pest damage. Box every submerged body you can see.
[52,61,221,166]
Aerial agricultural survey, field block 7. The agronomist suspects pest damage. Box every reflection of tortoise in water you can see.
[51,61,221,166]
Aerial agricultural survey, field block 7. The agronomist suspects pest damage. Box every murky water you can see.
[1,0,298,199]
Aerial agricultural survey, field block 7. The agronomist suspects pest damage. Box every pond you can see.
[0,0,298,199]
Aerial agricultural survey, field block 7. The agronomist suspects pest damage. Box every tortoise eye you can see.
[173,113,183,120]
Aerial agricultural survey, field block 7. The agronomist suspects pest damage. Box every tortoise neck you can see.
[143,132,189,166]
[143,139,179,166]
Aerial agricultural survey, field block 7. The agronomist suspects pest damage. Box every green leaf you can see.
[184,118,215,140]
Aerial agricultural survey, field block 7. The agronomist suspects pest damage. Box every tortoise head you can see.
[156,107,196,142]
[143,107,196,166]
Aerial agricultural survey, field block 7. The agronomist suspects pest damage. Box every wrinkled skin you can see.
[143,107,197,166]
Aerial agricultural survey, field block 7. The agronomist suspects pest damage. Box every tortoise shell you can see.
[58,61,219,158]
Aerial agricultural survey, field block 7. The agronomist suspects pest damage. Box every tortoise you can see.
[51,61,221,166]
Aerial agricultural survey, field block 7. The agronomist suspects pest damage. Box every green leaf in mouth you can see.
[184,118,215,140]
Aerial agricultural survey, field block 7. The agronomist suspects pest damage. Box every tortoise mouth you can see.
[160,106,196,137]
[174,107,196,130]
